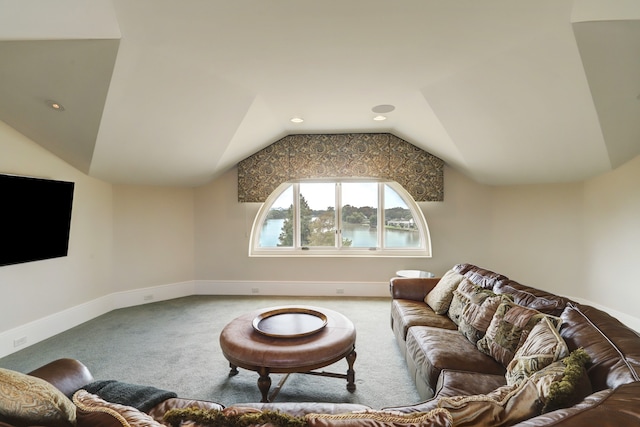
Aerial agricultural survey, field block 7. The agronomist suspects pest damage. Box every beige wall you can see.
[194,165,495,283]
[0,121,113,332]
[488,183,585,297]
[2,114,640,340]
[583,155,640,316]
[192,157,639,321]
[111,185,195,292]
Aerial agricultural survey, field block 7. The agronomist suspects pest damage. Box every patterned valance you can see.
[237,133,444,202]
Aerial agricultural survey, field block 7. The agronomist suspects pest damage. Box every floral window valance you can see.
[237,133,444,202]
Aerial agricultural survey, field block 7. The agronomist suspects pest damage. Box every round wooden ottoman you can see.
[219,305,357,402]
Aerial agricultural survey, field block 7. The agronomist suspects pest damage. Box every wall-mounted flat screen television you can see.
[0,174,75,267]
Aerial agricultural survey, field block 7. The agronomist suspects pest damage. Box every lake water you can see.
[259,219,420,248]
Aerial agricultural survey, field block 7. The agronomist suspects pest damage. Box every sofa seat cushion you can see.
[405,327,505,392]
[391,300,457,341]
[435,370,507,399]
[379,371,507,415]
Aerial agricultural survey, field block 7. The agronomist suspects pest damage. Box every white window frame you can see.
[249,179,432,258]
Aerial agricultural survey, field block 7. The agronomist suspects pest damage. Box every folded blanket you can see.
[82,380,177,412]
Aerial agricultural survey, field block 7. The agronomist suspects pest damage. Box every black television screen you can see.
[0,174,75,267]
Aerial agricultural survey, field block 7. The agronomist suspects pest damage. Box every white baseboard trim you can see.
[0,295,114,359]
[0,280,388,358]
[5,281,636,360]
[195,280,390,297]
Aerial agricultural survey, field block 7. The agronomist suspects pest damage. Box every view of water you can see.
[259,219,420,248]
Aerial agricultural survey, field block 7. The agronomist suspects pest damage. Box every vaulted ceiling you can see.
[1,1,639,187]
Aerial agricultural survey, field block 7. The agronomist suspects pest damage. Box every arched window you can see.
[249,179,432,257]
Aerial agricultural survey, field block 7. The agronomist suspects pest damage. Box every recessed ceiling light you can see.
[372,104,395,114]
[290,117,304,123]
[373,115,387,121]
[46,100,65,111]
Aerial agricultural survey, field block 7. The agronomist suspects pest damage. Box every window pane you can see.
[341,182,378,248]
[259,185,293,247]
[384,184,421,248]
[300,182,336,247]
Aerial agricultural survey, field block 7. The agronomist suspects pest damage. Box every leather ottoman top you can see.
[219,306,356,372]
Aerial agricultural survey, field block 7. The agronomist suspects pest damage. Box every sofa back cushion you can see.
[452,264,509,290]
[559,303,640,391]
[494,281,571,316]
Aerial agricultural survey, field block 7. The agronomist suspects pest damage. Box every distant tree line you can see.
[266,196,413,247]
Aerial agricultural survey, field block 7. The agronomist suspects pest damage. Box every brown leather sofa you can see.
[2,263,640,427]
[386,263,640,426]
[0,358,370,427]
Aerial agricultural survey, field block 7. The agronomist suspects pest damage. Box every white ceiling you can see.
[1,1,639,187]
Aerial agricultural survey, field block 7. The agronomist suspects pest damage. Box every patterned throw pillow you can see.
[425,269,465,315]
[458,294,512,344]
[505,317,569,386]
[73,389,164,427]
[447,290,468,326]
[527,348,592,413]
[437,349,591,426]
[0,367,76,427]
[448,278,503,328]
[477,301,561,367]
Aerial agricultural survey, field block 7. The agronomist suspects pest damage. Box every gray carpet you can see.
[0,296,420,409]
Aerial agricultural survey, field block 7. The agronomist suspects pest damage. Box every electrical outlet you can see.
[143,294,154,301]
[251,287,260,294]
[13,336,27,348]
[336,288,345,294]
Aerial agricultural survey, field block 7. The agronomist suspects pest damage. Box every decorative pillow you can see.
[529,348,592,413]
[477,301,561,367]
[0,367,76,427]
[437,380,542,427]
[505,317,569,386]
[73,390,163,427]
[425,269,465,315]
[306,408,453,427]
[447,278,493,325]
[458,294,511,344]
[447,290,468,326]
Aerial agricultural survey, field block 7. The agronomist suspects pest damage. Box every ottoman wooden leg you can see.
[258,367,272,402]
[228,363,239,377]
[346,347,357,392]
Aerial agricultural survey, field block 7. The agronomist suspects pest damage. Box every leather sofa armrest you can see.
[27,358,94,397]
[514,382,640,427]
[389,277,440,301]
